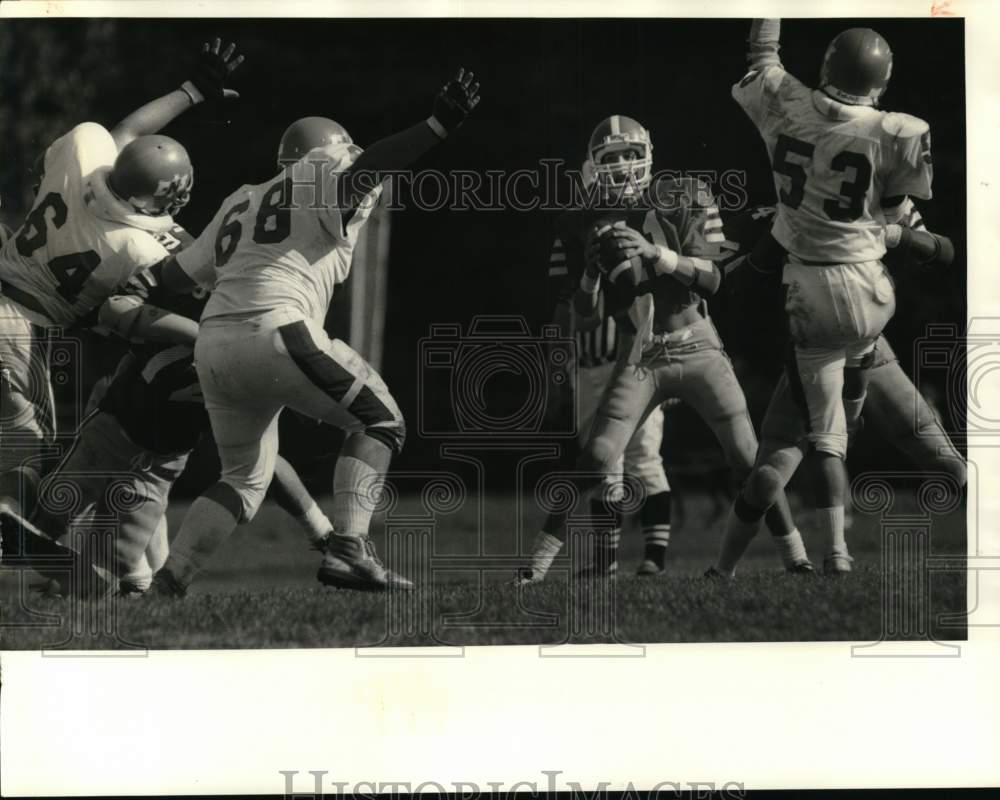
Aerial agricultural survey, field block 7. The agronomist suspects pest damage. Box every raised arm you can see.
[338,68,481,212]
[746,19,782,72]
[111,38,244,151]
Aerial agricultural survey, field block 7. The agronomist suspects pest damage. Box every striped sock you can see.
[530,531,564,579]
[641,490,672,568]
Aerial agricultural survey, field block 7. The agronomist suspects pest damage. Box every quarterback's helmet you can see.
[277,117,353,166]
[108,135,194,217]
[586,115,653,198]
[819,28,893,107]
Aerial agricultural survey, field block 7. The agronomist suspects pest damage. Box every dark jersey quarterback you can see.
[550,174,725,340]
[98,225,210,456]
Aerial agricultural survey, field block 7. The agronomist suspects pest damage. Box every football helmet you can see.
[819,28,893,107]
[108,135,194,217]
[586,115,653,198]
[277,117,353,167]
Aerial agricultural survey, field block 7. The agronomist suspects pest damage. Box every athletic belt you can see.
[787,256,874,267]
[1,282,54,325]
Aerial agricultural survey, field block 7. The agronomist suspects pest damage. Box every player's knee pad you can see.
[580,434,624,479]
[219,476,268,523]
[746,464,785,510]
[0,464,41,515]
[364,415,406,457]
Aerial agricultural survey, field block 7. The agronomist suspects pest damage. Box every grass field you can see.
[0,485,967,650]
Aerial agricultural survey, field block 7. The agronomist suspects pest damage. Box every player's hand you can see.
[603,224,659,265]
[430,68,481,135]
[184,38,245,103]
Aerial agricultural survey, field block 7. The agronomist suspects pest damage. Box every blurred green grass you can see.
[0,488,967,649]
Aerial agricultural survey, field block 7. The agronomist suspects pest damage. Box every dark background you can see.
[0,18,966,492]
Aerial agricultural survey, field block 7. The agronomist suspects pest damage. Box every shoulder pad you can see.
[881,112,930,139]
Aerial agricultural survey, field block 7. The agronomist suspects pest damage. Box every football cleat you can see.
[108,136,194,217]
[29,578,65,600]
[586,115,653,198]
[310,531,334,554]
[116,579,149,598]
[317,534,414,592]
[823,553,855,576]
[703,566,734,580]
[512,568,545,586]
[150,567,188,598]
[819,28,893,107]
[786,559,817,575]
[636,558,665,577]
[277,117,353,167]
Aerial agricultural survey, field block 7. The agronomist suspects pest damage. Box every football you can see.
[595,219,643,291]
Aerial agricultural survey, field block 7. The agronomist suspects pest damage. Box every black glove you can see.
[183,38,244,103]
[898,226,955,268]
[430,68,481,135]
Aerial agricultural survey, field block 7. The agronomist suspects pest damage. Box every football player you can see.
[721,203,964,491]
[532,128,674,581]
[130,69,482,596]
[0,38,243,521]
[6,247,342,597]
[713,20,935,576]
[524,115,811,581]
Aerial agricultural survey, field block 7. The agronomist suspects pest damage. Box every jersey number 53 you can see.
[772,134,873,222]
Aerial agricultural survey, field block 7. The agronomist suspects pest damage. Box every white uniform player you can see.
[0,123,183,491]
[731,23,932,458]
[145,69,482,595]
[712,20,935,577]
[172,142,400,528]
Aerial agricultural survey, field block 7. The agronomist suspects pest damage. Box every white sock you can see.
[816,506,847,556]
[530,531,563,579]
[774,527,809,568]
[296,501,333,546]
[333,456,379,538]
[165,496,240,586]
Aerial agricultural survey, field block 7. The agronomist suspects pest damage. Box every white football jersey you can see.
[732,65,933,264]
[178,142,381,325]
[0,123,171,327]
